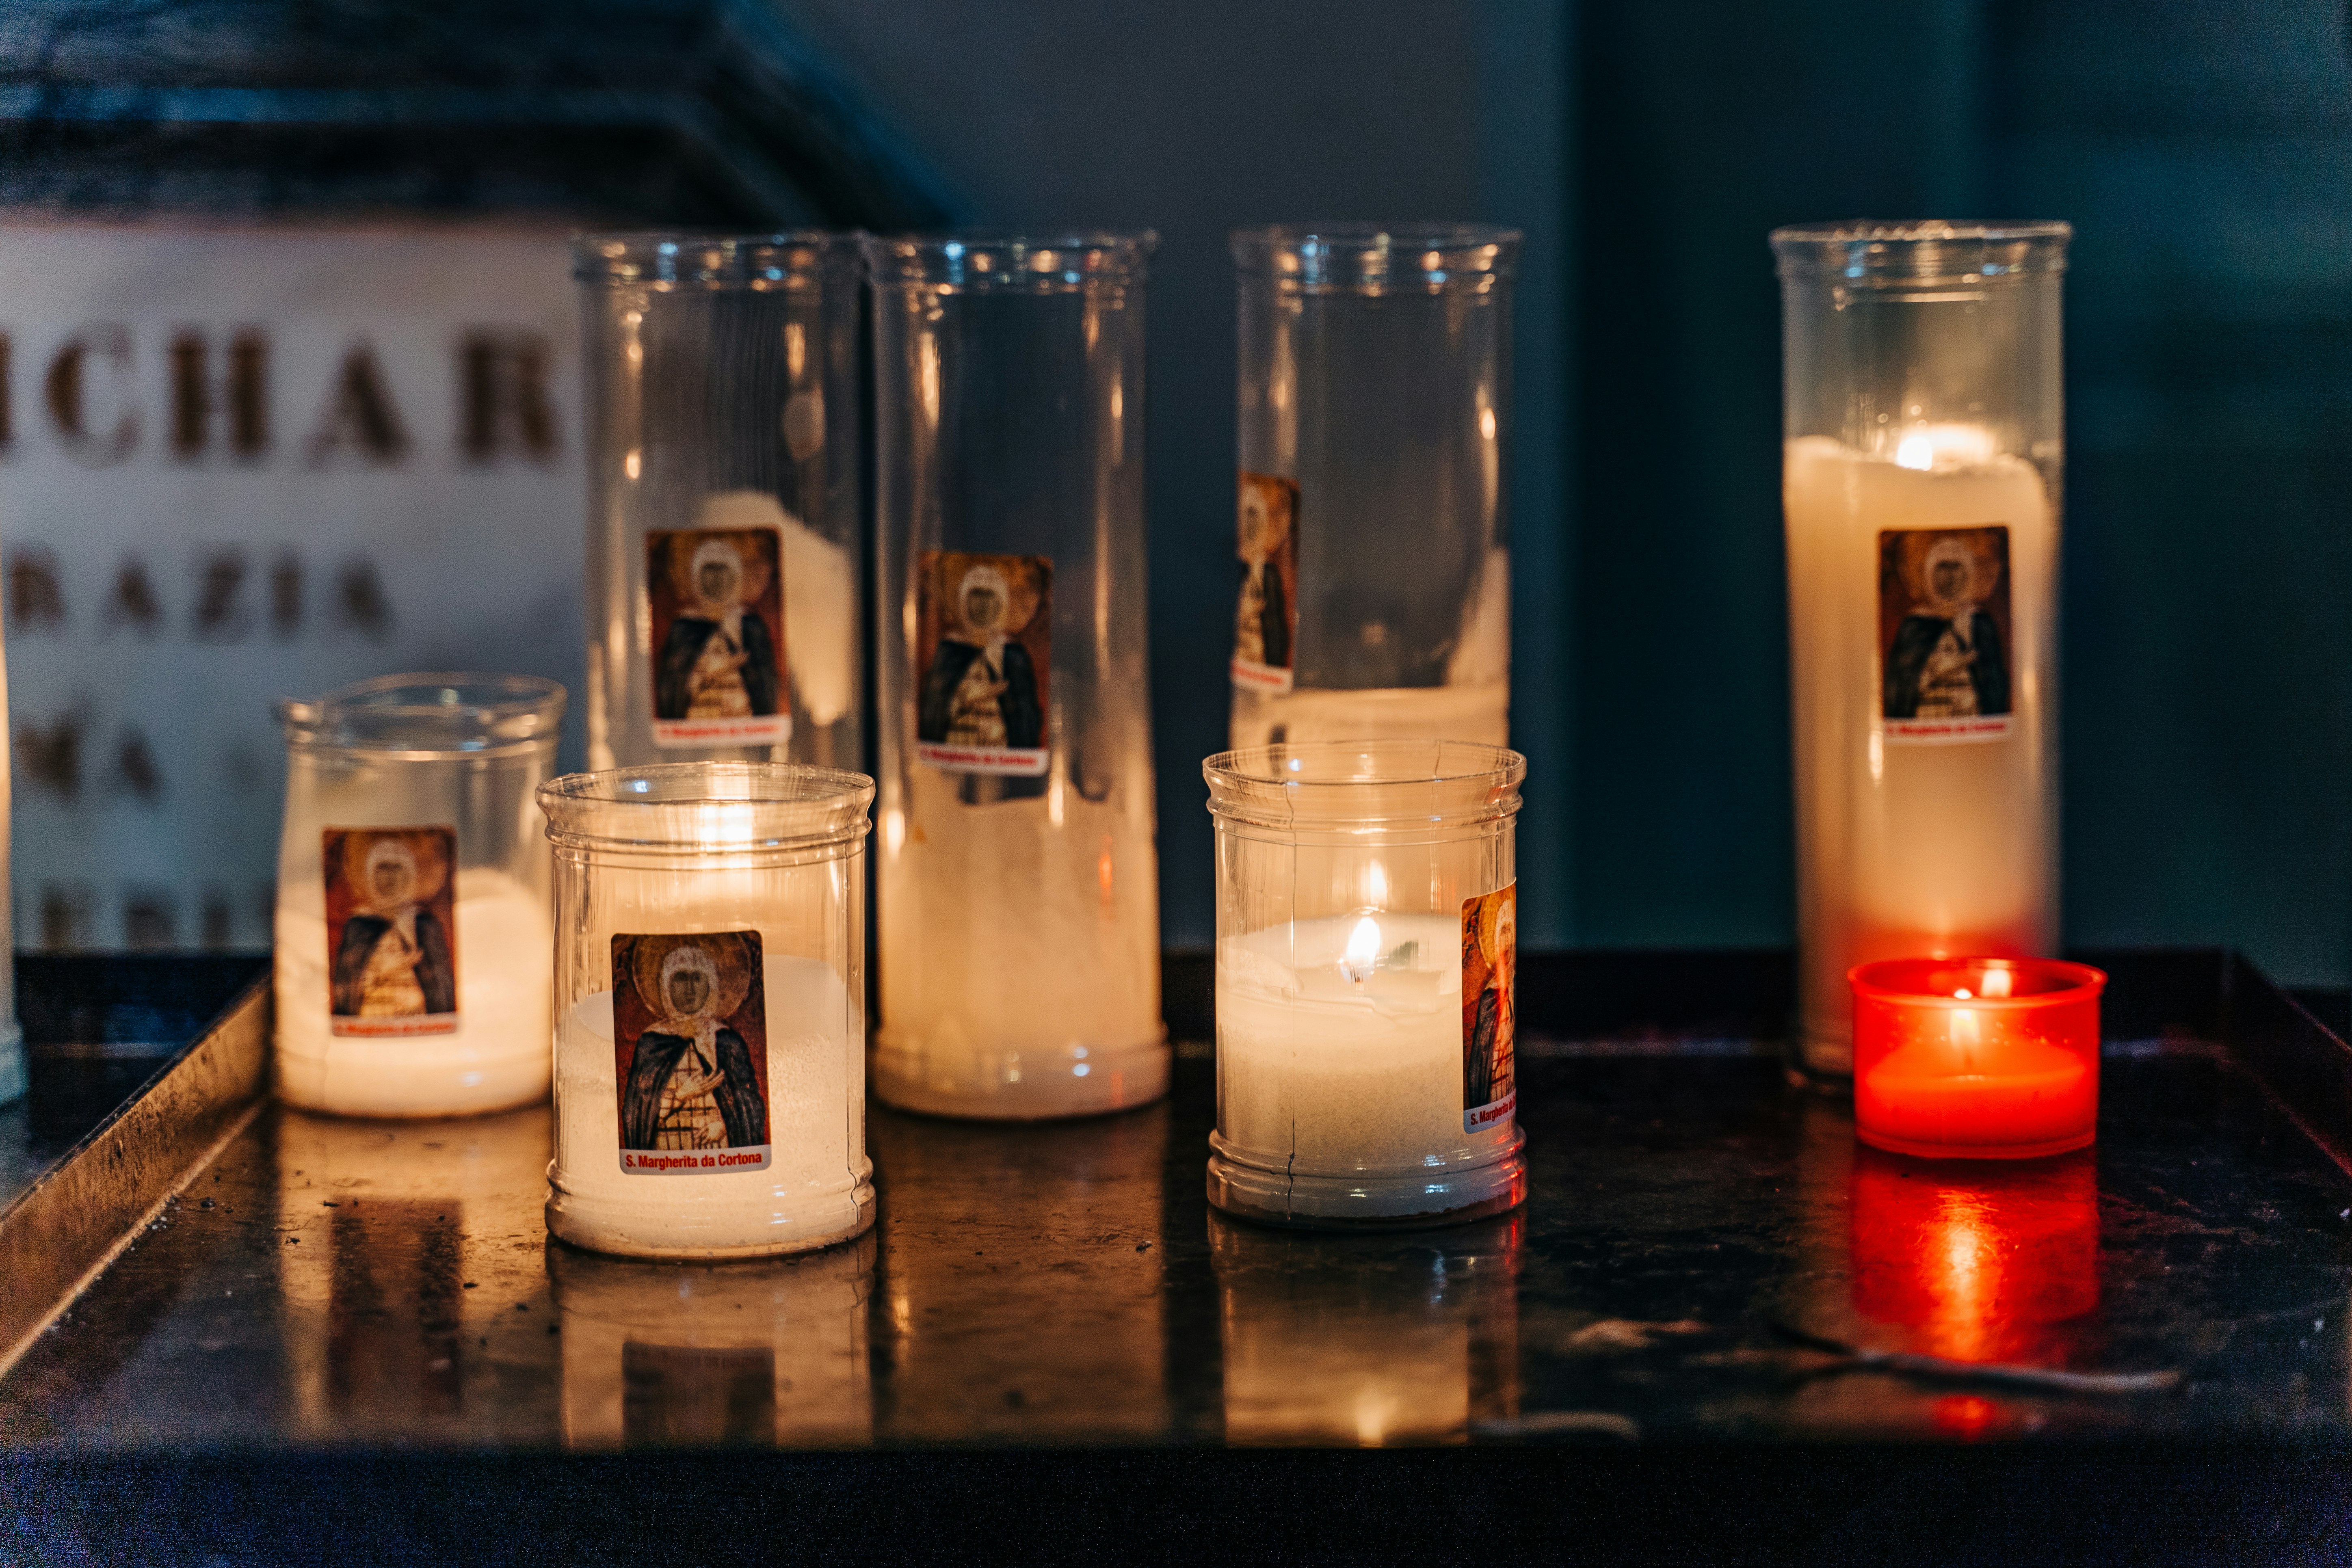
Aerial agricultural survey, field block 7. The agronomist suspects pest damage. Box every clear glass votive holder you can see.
[1850,956,2104,1160]
[273,673,565,1118]
[1204,740,1528,1229]
[539,761,874,1259]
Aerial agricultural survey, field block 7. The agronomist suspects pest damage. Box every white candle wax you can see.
[1784,433,2059,1072]
[275,868,552,1117]
[1217,913,1506,1209]
[876,767,1162,1116]
[552,951,866,1258]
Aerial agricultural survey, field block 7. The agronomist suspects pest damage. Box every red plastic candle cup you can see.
[1848,957,2106,1160]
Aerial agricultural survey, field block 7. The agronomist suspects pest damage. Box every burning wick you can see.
[1340,916,1382,984]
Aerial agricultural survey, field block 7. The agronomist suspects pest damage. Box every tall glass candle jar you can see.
[1772,221,2071,1077]
[1227,224,1519,750]
[576,233,865,774]
[865,233,1165,1120]
[540,762,874,1258]
[273,674,565,1118]
[1205,740,1528,1228]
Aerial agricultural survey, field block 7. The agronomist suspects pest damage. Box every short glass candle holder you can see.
[1849,956,2105,1160]
[540,762,875,1259]
[273,673,565,1118]
[1204,740,1528,1230]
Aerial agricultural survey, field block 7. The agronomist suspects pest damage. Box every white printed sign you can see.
[0,221,586,950]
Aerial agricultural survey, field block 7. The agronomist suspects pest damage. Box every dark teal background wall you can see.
[725,0,2352,982]
[1575,0,2352,983]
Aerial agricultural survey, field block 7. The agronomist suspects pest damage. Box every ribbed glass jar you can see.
[273,673,564,1117]
[540,761,873,1259]
[1205,739,1528,1228]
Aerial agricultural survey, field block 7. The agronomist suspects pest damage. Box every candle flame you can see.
[1980,967,2014,999]
[1340,915,1383,983]
[1895,432,1935,470]
[1954,988,1972,1000]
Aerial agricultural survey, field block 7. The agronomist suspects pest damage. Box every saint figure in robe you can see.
[916,562,1044,751]
[1885,535,2009,720]
[331,837,455,1018]
[620,943,768,1152]
[1465,895,1516,1112]
[655,537,781,722]
[1233,476,1292,672]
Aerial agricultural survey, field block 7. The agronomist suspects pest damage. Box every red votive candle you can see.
[1848,957,2105,1159]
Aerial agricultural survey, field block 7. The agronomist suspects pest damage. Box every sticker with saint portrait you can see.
[913,550,1053,776]
[1878,525,2013,743]
[324,826,459,1038]
[1231,471,1300,693]
[612,931,772,1174]
[1461,882,1517,1134]
[646,525,791,749]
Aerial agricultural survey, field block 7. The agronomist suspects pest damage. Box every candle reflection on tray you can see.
[549,1235,874,1448]
[1848,1146,2100,1365]
[1211,1211,1521,1446]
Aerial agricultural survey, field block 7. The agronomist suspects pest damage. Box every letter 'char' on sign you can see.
[0,225,584,953]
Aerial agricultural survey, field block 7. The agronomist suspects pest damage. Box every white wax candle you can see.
[552,952,866,1257]
[1217,913,1506,1207]
[876,767,1162,1116]
[275,868,552,1117]
[1784,433,2058,1072]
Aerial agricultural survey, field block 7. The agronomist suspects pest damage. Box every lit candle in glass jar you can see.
[1850,956,2104,1159]
[1205,741,1527,1229]
[1774,221,2073,1078]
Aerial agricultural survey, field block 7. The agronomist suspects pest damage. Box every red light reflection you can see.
[1849,1147,2099,1363]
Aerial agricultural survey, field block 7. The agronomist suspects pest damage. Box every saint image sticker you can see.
[913,550,1053,776]
[1878,525,2012,743]
[324,826,459,1038]
[1461,882,1517,1134]
[1230,471,1299,693]
[612,931,772,1174]
[646,525,791,749]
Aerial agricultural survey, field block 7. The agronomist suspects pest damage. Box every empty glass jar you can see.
[576,233,865,773]
[540,761,874,1259]
[273,673,564,1117]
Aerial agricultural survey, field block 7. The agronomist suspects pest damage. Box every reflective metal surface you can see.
[5,1004,2352,1449]
[0,958,269,1370]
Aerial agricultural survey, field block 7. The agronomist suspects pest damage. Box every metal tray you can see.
[2,945,2350,1460]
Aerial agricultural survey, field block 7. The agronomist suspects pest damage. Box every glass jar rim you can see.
[1771,220,2071,285]
[1231,223,1521,290]
[1205,740,1525,829]
[539,762,874,854]
[279,672,565,755]
[1848,956,2107,1008]
[573,231,866,288]
[862,231,1155,292]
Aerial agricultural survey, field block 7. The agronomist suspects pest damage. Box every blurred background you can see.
[0,0,2344,988]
